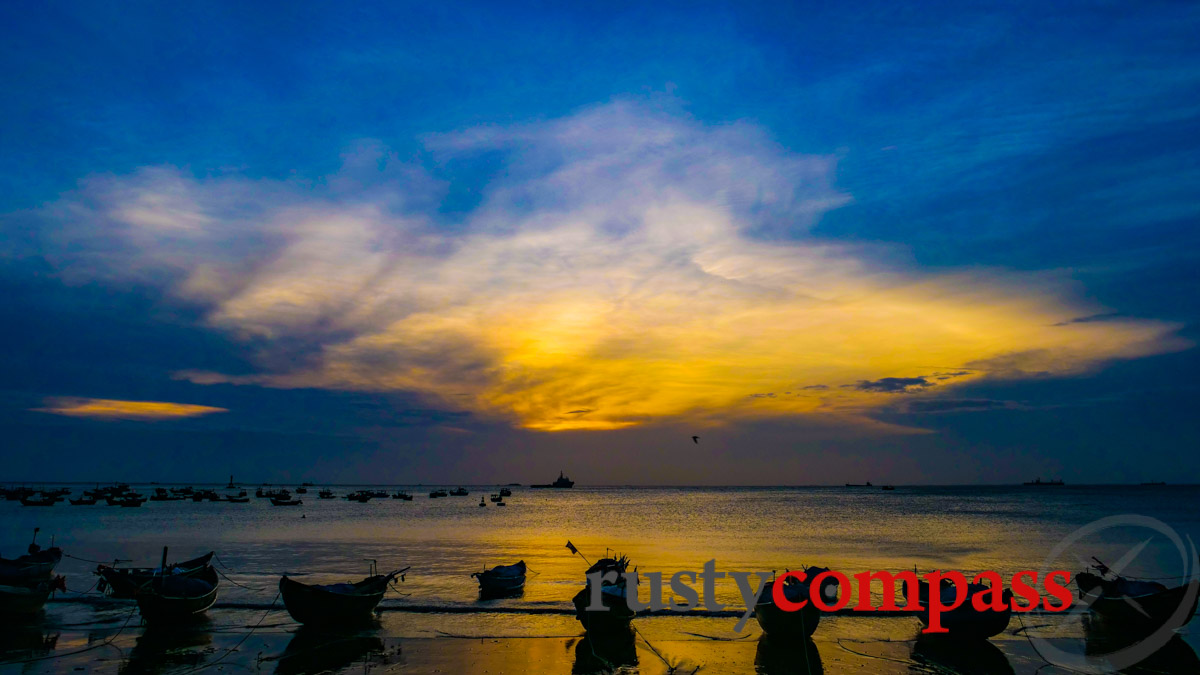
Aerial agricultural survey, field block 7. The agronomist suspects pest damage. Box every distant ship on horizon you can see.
[1024,477,1065,486]
[531,471,574,489]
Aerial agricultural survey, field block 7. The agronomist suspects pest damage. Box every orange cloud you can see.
[33,398,228,421]
[31,102,1192,433]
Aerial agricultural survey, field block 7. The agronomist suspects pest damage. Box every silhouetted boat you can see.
[532,471,574,488]
[0,539,63,584]
[844,482,873,487]
[881,485,895,491]
[272,496,303,506]
[19,495,56,506]
[428,489,447,498]
[225,495,250,503]
[1023,477,1064,486]
[279,566,407,626]
[449,487,469,496]
[391,491,412,500]
[108,494,147,506]
[95,552,215,599]
[345,491,372,502]
[295,487,307,494]
[490,493,503,502]
[68,496,97,505]
[499,487,512,497]
[1076,558,1199,634]
[319,489,336,499]
[0,576,66,615]
[904,577,1013,639]
[754,567,838,638]
[472,561,526,597]
[572,555,635,632]
[133,548,219,623]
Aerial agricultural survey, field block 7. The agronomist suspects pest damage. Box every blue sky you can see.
[1,1,1198,484]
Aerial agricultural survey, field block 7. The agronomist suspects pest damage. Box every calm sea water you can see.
[5,484,1199,621]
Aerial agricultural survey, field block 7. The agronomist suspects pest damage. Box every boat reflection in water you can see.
[753,635,824,675]
[119,621,213,675]
[0,622,59,662]
[274,625,396,675]
[571,626,637,674]
[1084,616,1200,673]
[910,634,1013,675]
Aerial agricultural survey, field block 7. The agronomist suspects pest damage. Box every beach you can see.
[3,484,1200,672]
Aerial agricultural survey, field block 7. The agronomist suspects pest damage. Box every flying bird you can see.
[691,436,699,444]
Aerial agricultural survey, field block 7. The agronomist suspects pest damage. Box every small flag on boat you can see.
[566,541,578,554]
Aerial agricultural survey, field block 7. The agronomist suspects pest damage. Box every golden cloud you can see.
[34,398,228,421]
[35,102,1191,432]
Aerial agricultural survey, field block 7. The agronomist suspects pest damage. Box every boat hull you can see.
[908,582,1013,640]
[279,575,389,626]
[96,553,215,599]
[1077,574,1199,634]
[134,571,219,623]
[572,586,635,632]
[0,549,63,584]
[0,583,53,614]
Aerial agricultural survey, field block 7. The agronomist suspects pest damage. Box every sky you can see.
[1,1,1198,484]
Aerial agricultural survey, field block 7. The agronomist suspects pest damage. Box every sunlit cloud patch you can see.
[34,398,228,421]
[30,102,1189,431]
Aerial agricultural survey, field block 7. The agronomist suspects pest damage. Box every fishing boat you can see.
[497,500,507,506]
[0,532,63,583]
[68,496,97,505]
[319,489,336,499]
[108,494,147,506]
[1076,558,1199,634]
[272,496,303,506]
[118,496,146,507]
[428,489,448,498]
[490,494,503,503]
[572,555,636,632]
[149,488,184,502]
[391,491,413,500]
[345,491,372,502]
[95,552,216,599]
[19,495,56,507]
[225,495,250,503]
[754,567,839,638]
[0,576,66,615]
[499,487,512,497]
[881,485,896,491]
[844,481,873,487]
[1023,477,1065,486]
[472,561,526,597]
[295,487,308,494]
[531,471,574,489]
[279,565,408,626]
[903,577,1013,639]
[449,487,469,496]
[132,548,219,622]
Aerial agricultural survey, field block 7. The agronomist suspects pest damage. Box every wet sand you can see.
[4,601,1198,674]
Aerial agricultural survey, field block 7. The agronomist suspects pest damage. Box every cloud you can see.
[1053,312,1124,326]
[15,101,1190,431]
[904,399,1013,413]
[849,377,934,394]
[32,397,228,421]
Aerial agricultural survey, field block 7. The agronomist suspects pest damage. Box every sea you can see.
[3,484,1199,673]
